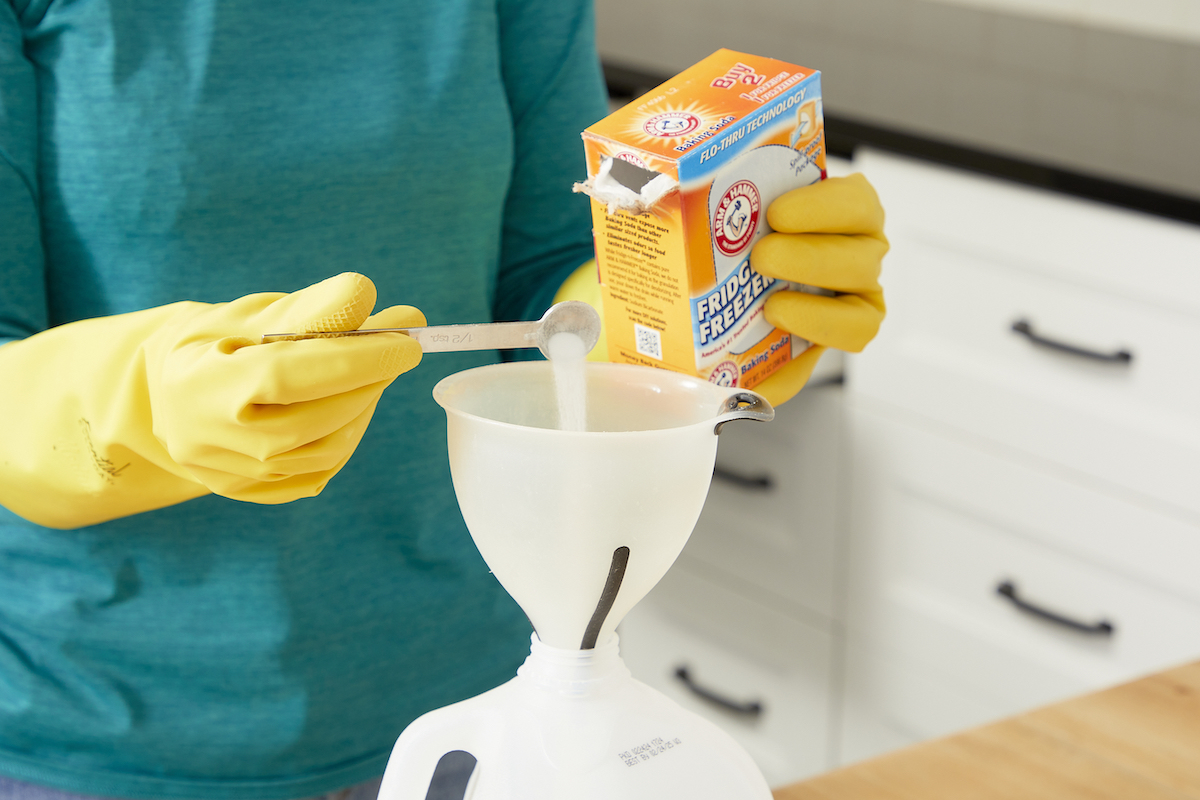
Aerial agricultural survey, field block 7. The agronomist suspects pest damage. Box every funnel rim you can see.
[432,361,751,435]
[436,404,726,437]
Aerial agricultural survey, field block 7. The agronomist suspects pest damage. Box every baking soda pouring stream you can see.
[375,314,778,798]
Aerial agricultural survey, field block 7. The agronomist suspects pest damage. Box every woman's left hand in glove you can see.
[749,173,888,406]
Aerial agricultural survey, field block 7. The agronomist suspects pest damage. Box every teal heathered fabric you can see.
[0,0,607,797]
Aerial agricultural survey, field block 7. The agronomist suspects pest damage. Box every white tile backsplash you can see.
[988,14,1084,81]
[1083,0,1193,41]
[595,0,1200,200]
[906,1,993,62]
[1029,83,1131,169]
[924,0,1200,43]
[1185,2,1200,40]
[943,70,1037,152]
[1079,27,1185,99]
[1183,42,1200,96]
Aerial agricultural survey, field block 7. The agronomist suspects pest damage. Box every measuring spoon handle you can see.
[261,300,600,359]
[261,319,541,350]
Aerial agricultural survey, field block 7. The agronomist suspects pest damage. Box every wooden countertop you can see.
[773,660,1200,800]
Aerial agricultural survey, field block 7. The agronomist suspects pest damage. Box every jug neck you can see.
[517,633,631,695]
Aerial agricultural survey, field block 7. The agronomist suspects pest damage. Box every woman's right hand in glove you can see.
[0,272,423,529]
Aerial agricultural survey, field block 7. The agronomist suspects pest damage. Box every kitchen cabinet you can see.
[619,562,836,787]
[618,145,1200,783]
[619,350,848,788]
[839,147,1200,764]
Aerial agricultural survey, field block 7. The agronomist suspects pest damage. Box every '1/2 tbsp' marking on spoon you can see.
[427,332,474,345]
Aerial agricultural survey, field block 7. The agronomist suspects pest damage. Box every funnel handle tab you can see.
[580,546,630,650]
[713,391,774,435]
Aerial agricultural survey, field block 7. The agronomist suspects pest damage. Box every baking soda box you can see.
[577,49,826,388]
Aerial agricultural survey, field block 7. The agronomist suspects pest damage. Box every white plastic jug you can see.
[378,634,773,799]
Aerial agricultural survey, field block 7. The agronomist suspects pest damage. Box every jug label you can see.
[617,736,683,767]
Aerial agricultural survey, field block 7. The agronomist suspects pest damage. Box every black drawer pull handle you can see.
[674,665,764,717]
[996,580,1115,636]
[712,465,773,491]
[1011,319,1132,364]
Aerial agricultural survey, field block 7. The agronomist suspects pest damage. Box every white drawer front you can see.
[849,148,1200,516]
[841,637,1032,751]
[843,499,1200,745]
[871,498,1200,685]
[845,423,1200,711]
[684,385,843,619]
[848,230,1200,516]
[618,566,835,789]
[855,147,1200,316]
[873,231,1200,423]
[849,404,1200,607]
[836,673,921,768]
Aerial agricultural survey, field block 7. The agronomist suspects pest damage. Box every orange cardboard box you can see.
[578,49,826,388]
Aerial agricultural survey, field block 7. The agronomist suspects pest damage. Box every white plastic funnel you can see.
[433,362,772,650]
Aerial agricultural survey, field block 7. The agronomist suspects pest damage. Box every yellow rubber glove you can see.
[553,259,609,362]
[0,273,423,529]
[750,173,888,406]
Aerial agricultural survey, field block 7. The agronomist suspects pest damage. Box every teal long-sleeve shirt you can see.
[0,1,607,797]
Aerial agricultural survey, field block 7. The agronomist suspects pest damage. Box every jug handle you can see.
[713,392,775,435]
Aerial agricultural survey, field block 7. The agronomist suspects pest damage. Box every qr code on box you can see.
[634,323,662,360]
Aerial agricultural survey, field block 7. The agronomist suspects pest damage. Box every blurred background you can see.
[596,0,1200,208]
[600,0,1200,792]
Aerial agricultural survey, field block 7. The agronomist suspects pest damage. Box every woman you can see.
[0,1,884,797]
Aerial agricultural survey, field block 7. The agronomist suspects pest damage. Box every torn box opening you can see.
[573,156,678,216]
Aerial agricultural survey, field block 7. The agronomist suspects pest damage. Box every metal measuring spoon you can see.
[261,300,602,358]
